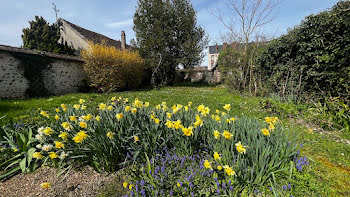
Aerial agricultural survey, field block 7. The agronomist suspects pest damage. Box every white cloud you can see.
[105,19,133,28]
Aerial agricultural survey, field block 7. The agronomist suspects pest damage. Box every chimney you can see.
[121,31,126,50]
[223,43,227,50]
[231,42,237,50]
[215,44,218,51]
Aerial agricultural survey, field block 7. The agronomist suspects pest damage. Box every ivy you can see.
[9,52,53,98]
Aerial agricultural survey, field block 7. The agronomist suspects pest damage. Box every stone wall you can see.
[176,68,221,84]
[0,45,86,98]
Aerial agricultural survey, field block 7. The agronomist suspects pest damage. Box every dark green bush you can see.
[257,1,350,101]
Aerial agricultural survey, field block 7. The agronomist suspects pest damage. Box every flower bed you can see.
[0,97,301,196]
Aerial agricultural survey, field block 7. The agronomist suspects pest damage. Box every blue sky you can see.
[0,0,339,66]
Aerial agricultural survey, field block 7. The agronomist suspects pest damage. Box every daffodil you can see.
[222,130,233,140]
[235,141,247,154]
[111,96,116,101]
[73,104,80,109]
[213,130,220,139]
[60,151,69,160]
[58,132,68,141]
[223,165,236,176]
[79,99,85,104]
[203,160,212,169]
[116,113,123,121]
[223,104,231,111]
[42,144,53,152]
[41,182,52,189]
[166,113,172,118]
[265,117,272,124]
[134,136,139,142]
[55,108,60,113]
[182,126,193,136]
[154,118,160,124]
[98,103,107,110]
[61,122,72,131]
[173,120,182,129]
[49,152,58,159]
[125,106,131,112]
[261,128,270,136]
[144,102,150,108]
[54,141,64,149]
[213,152,221,160]
[40,111,50,118]
[308,128,313,132]
[268,124,275,131]
[54,115,59,120]
[107,106,114,111]
[188,102,192,106]
[165,120,174,129]
[123,182,128,188]
[61,104,67,111]
[217,165,222,170]
[73,131,88,143]
[69,116,77,122]
[107,132,115,139]
[131,108,137,114]
[95,116,101,122]
[33,152,43,159]
[81,105,86,110]
[79,121,87,128]
[42,127,53,136]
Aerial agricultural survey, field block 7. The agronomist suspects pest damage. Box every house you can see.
[57,18,131,52]
[208,43,237,70]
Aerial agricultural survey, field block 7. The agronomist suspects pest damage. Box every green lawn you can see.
[1,85,349,196]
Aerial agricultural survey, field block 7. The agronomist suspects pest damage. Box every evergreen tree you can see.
[22,16,75,55]
[133,0,207,87]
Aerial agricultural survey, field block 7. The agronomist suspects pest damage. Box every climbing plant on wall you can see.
[9,52,52,97]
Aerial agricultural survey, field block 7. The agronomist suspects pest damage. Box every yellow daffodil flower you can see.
[223,104,231,111]
[222,130,233,140]
[107,106,114,111]
[58,132,68,141]
[61,122,72,131]
[116,113,124,121]
[182,126,193,136]
[125,106,131,112]
[49,152,58,159]
[95,116,101,122]
[107,132,115,140]
[33,152,43,159]
[268,124,275,131]
[134,136,139,142]
[203,160,212,169]
[213,152,221,160]
[235,141,247,154]
[73,104,80,109]
[69,116,77,122]
[98,103,107,110]
[213,130,221,139]
[217,165,222,170]
[41,182,52,189]
[54,141,64,149]
[54,115,59,120]
[123,182,128,188]
[261,128,270,136]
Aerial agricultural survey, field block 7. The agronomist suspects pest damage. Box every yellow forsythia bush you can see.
[81,41,145,91]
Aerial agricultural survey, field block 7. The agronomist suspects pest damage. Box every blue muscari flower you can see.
[297,150,300,155]
[189,181,194,188]
[216,182,220,187]
[184,187,187,192]
[283,185,287,190]
[214,177,218,183]
[288,184,291,189]
[230,186,233,191]
[130,190,134,196]
[217,189,220,195]
[270,187,273,191]
[222,182,226,189]
[254,189,259,194]
[288,141,291,146]
[228,180,231,185]
[141,189,145,196]
[300,144,303,148]
[140,180,145,187]
[191,192,195,197]
[170,190,173,196]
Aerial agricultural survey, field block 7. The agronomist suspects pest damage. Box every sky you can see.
[0,0,340,66]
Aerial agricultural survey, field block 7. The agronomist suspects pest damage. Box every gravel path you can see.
[0,166,118,197]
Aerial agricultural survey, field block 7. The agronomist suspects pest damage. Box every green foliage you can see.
[81,41,145,92]
[22,16,75,55]
[9,52,52,98]
[133,0,208,87]
[308,97,350,133]
[257,1,350,100]
[0,127,39,180]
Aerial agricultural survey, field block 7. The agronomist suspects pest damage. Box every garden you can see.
[0,86,349,196]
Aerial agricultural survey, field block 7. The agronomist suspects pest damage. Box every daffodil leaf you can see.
[19,158,26,172]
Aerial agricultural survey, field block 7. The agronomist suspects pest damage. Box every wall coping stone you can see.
[0,44,84,62]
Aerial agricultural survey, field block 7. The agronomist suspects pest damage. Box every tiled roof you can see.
[209,45,223,54]
[59,19,131,50]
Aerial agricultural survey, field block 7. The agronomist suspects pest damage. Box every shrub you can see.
[81,41,145,92]
[257,1,350,101]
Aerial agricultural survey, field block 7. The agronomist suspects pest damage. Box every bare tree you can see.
[210,0,281,94]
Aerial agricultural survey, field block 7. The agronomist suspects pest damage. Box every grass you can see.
[1,84,349,196]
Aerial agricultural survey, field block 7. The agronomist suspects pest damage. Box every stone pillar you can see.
[121,31,126,50]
